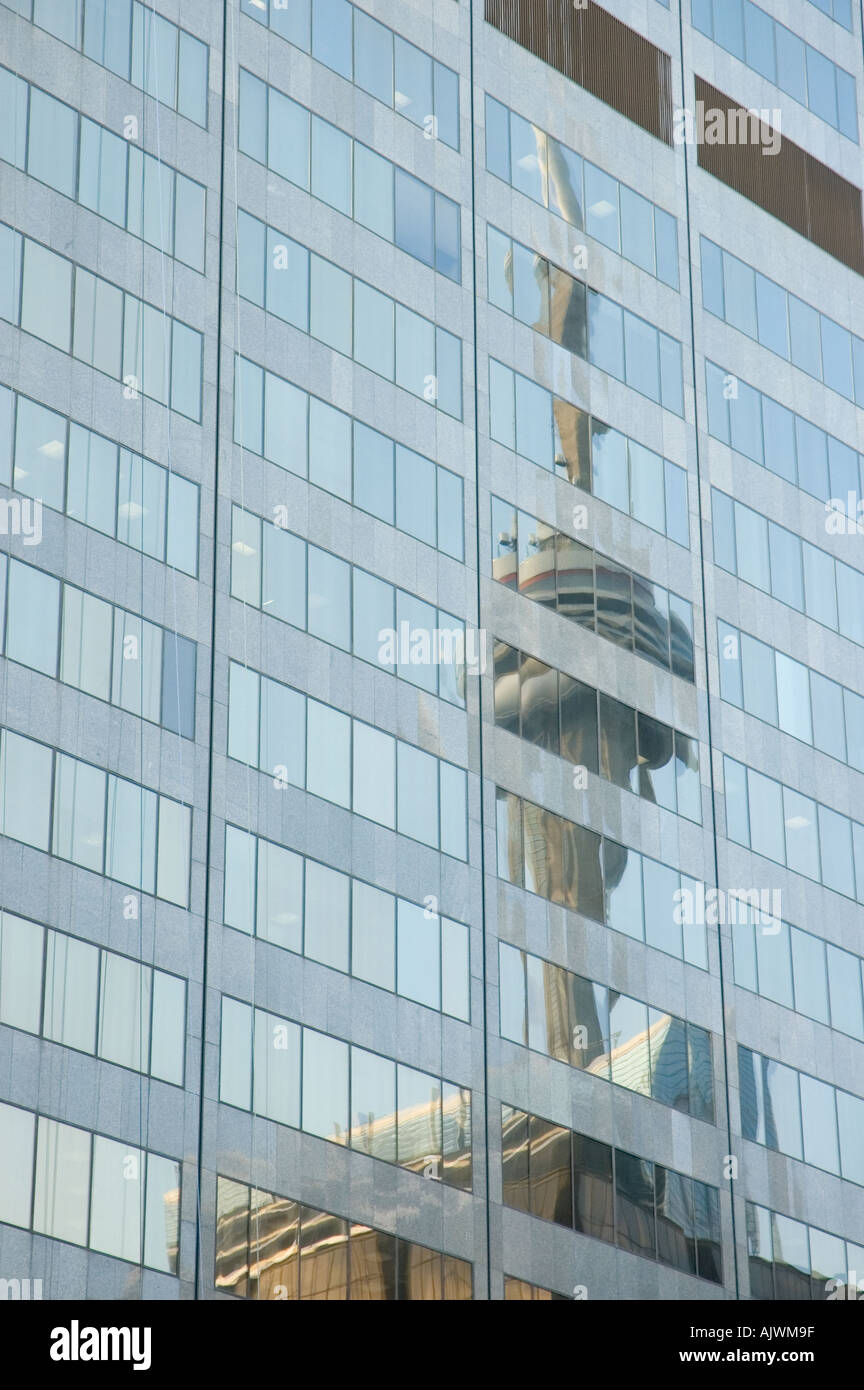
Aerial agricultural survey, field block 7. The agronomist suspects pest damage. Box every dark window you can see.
[615,1149,656,1258]
[493,641,520,735]
[572,1133,614,1243]
[501,1106,530,1212]
[529,1114,573,1228]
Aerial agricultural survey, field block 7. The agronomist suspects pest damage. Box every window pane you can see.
[105,776,157,894]
[264,372,307,477]
[775,652,810,742]
[260,677,305,788]
[394,37,432,129]
[354,10,392,105]
[61,586,113,701]
[310,256,351,355]
[826,944,864,1038]
[350,1048,396,1161]
[395,169,434,267]
[353,143,394,242]
[311,117,351,216]
[98,953,151,1070]
[0,730,52,850]
[27,87,77,198]
[267,87,309,188]
[763,1056,803,1159]
[800,1073,840,1174]
[306,700,350,807]
[0,1102,34,1228]
[353,721,395,828]
[309,397,351,497]
[756,920,793,1008]
[352,568,394,669]
[837,1089,864,1185]
[53,753,105,872]
[302,1029,349,1141]
[441,918,469,1022]
[33,1117,90,1245]
[257,838,303,952]
[312,0,352,79]
[7,560,59,675]
[790,927,829,1025]
[144,1154,180,1274]
[397,899,439,1009]
[395,305,434,397]
[307,546,350,649]
[156,797,190,907]
[253,1010,301,1127]
[351,880,395,992]
[0,912,44,1034]
[485,95,510,182]
[585,164,619,251]
[219,997,252,1109]
[353,281,394,379]
[642,858,681,957]
[394,742,436,847]
[90,1135,143,1262]
[615,1150,656,1258]
[150,970,185,1085]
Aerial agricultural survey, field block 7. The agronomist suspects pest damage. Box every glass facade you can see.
[1,0,862,1307]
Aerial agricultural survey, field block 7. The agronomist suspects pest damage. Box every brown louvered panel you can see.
[484,0,673,145]
[695,78,864,275]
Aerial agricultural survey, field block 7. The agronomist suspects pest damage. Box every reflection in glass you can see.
[615,1150,656,1258]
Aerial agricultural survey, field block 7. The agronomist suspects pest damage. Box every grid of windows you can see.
[702,237,864,403]
[692,0,857,139]
[739,1045,864,1184]
[488,359,689,543]
[0,224,203,421]
[227,661,469,860]
[0,555,196,737]
[238,69,460,281]
[0,727,191,906]
[501,1104,723,1283]
[491,498,696,681]
[712,487,864,648]
[731,907,864,1042]
[0,1098,180,1272]
[487,226,684,415]
[717,616,864,774]
[0,0,209,126]
[215,1175,472,1300]
[705,361,864,511]
[219,998,472,1189]
[0,384,199,574]
[484,95,679,286]
[495,787,709,969]
[498,942,715,1120]
[233,356,464,559]
[0,66,207,271]
[238,0,459,149]
[223,823,470,1020]
[0,910,185,1083]
[235,209,462,418]
[229,504,466,706]
[725,752,864,903]
[746,1200,863,1302]
[494,639,701,821]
